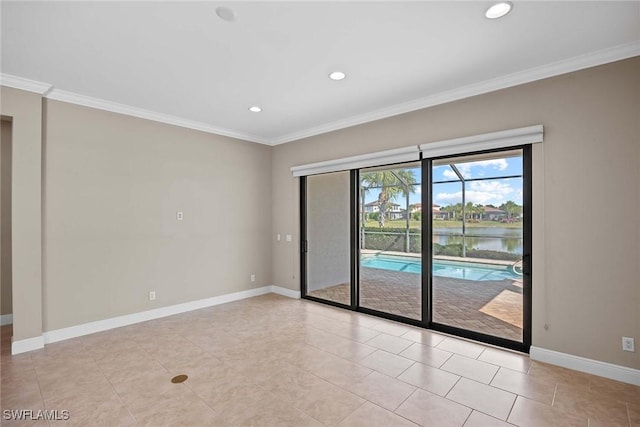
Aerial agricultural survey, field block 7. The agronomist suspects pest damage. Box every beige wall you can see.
[1,119,13,316]
[272,57,640,369]
[0,87,43,342]
[42,100,272,331]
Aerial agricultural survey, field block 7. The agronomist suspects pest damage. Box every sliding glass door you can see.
[430,149,528,344]
[358,163,422,320]
[302,171,352,306]
[301,146,531,351]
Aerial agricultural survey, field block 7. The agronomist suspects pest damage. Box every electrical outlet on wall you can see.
[149,291,156,301]
[251,274,256,282]
[622,337,635,352]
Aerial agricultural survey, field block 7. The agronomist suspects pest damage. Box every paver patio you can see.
[308,267,523,342]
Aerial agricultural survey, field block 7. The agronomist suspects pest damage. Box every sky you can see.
[362,156,523,208]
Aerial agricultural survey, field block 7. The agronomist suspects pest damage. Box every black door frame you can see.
[300,146,532,353]
[299,171,358,312]
[425,146,532,353]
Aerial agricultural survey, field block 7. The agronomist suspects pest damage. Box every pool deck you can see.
[361,249,521,267]
[308,266,523,342]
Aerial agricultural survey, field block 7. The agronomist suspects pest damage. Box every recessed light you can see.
[248,106,262,113]
[216,6,236,22]
[329,71,346,81]
[485,2,512,19]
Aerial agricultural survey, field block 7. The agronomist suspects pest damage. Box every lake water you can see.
[433,227,523,254]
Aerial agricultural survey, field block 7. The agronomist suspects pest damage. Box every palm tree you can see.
[499,200,522,219]
[466,203,485,221]
[440,205,453,220]
[361,169,417,228]
[441,203,463,221]
[465,202,475,220]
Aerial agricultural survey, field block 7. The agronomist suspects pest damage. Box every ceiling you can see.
[2,1,639,145]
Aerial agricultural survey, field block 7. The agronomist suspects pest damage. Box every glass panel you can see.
[306,171,351,305]
[432,151,524,342]
[432,164,457,182]
[359,163,422,320]
[433,150,523,182]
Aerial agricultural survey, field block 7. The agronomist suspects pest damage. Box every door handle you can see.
[522,253,531,275]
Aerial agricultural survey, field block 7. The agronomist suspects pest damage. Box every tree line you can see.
[361,168,522,228]
[439,201,522,221]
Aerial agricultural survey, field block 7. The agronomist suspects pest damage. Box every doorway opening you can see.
[1,117,13,331]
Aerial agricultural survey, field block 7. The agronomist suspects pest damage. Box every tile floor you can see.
[1,294,638,426]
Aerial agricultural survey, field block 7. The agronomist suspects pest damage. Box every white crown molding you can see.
[530,346,640,386]
[3,41,638,145]
[12,335,44,355]
[270,41,640,145]
[45,88,270,145]
[0,73,52,95]
[0,72,270,144]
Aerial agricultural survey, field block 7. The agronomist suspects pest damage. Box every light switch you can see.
[286,234,292,242]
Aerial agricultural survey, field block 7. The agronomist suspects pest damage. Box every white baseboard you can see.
[12,285,301,354]
[12,335,44,355]
[0,313,13,326]
[530,346,640,386]
[270,285,301,299]
[43,286,275,344]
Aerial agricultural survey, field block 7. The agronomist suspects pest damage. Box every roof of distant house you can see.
[364,201,400,207]
[482,206,506,213]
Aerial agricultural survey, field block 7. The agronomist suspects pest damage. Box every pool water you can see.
[361,255,520,281]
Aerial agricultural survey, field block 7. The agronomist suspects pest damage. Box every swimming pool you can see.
[361,254,520,281]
